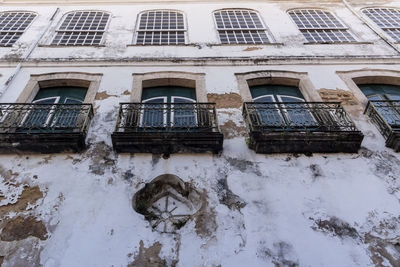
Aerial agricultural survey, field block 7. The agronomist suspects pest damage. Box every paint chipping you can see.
[318,89,360,105]
[195,195,217,238]
[95,91,118,100]
[128,241,167,267]
[207,93,243,108]
[0,186,43,216]
[243,47,263,52]
[0,216,48,241]
[219,119,247,139]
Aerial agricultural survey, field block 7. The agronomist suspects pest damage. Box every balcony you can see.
[0,103,93,153]
[365,100,400,151]
[111,102,223,154]
[243,102,363,154]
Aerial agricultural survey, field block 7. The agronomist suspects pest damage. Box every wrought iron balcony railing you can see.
[0,103,93,134]
[243,102,359,132]
[364,100,400,139]
[114,102,220,132]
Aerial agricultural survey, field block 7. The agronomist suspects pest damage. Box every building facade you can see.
[0,0,400,266]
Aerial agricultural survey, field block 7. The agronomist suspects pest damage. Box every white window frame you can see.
[212,9,270,44]
[288,9,357,43]
[252,94,317,127]
[171,96,197,127]
[362,7,400,42]
[141,96,168,127]
[0,11,37,47]
[50,10,111,46]
[19,96,60,128]
[134,10,188,45]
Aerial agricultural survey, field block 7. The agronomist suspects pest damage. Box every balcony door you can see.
[141,86,196,129]
[250,85,316,128]
[359,84,400,127]
[21,86,87,130]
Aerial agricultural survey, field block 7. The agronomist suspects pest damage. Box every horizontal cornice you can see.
[0,55,399,67]
[0,0,346,5]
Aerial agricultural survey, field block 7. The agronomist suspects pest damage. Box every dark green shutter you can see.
[141,86,196,102]
[34,86,88,103]
[250,85,304,100]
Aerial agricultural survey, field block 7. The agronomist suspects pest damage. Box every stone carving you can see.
[133,174,203,233]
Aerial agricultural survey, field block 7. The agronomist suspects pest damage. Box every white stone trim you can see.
[131,71,207,102]
[337,69,400,106]
[235,70,321,102]
[16,72,103,103]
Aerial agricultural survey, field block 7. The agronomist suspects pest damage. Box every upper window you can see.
[135,10,186,45]
[363,8,400,42]
[51,11,110,46]
[288,9,356,43]
[213,9,269,44]
[0,11,36,47]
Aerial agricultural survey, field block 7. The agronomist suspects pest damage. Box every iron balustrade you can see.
[243,102,358,132]
[114,102,219,132]
[0,103,93,133]
[365,100,400,139]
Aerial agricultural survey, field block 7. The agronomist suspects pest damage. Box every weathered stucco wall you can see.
[0,0,399,60]
[0,1,400,267]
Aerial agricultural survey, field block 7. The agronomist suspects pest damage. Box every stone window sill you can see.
[207,43,283,47]
[303,41,374,45]
[38,44,106,48]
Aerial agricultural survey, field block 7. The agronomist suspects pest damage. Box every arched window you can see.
[135,10,186,45]
[213,9,269,44]
[141,86,196,128]
[363,8,400,42]
[51,11,110,46]
[288,9,356,43]
[359,84,400,128]
[21,85,89,130]
[0,11,36,47]
[249,85,317,128]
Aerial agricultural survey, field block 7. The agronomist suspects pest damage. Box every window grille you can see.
[0,11,36,47]
[288,9,356,43]
[136,10,186,45]
[363,8,400,42]
[213,9,269,44]
[51,11,110,46]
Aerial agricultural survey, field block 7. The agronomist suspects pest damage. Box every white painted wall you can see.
[0,1,400,267]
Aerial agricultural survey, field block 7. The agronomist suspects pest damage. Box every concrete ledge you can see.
[0,132,88,153]
[111,131,224,154]
[249,131,364,154]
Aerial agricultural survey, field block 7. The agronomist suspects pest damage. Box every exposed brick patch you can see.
[96,90,130,99]
[0,186,43,216]
[0,165,19,181]
[207,93,243,109]
[318,89,360,105]
[243,47,262,51]
[0,216,48,241]
[365,234,400,267]
[128,241,167,267]
[95,91,117,100]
